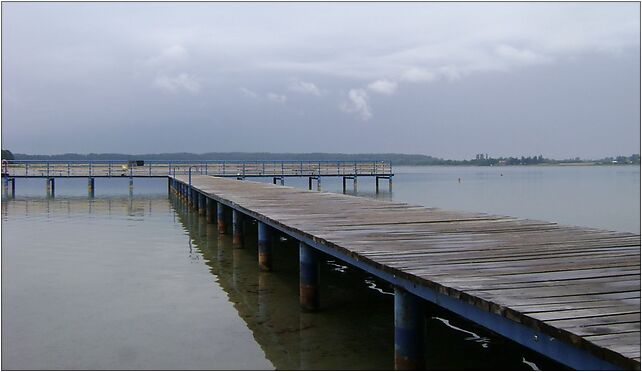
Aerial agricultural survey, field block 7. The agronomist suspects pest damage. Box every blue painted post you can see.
[232,209,243,247]
[217,201,226,234]
[9,178,15,198]
[299,242,319,311]
[258,221,272,271]
[394,287,425,370]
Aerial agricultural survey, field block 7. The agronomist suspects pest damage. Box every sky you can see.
[2,2,640,159]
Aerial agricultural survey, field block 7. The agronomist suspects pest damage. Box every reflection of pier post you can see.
[232,246,241,290]
[258,270,269,322]
[298,311,315,370]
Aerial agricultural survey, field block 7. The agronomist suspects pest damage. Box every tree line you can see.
[2,150,640,166]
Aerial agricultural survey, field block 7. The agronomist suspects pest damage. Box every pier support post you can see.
[389,177,393,193]
[354,176,358,192]
[88,177,95,197]
[217,202,226,234]
[46,178,55,197]
[342,177,347,193]
[258,221,272,271]
[394,287,425,370]
[189,188,195,209]
[129,178,134,192]
[9,178,15,198]
[198,193,206,216]
[308,177,313,190]
[317,177,321,191]
[232,209,243,247]
[206,198,215,224]
[197,192,203,213]
[376,177,380,194]
[299,242,320,311]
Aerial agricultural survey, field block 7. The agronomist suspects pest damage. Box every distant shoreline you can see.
[3,151,640,167]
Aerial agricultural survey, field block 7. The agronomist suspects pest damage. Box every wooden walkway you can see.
[172,175,640,370]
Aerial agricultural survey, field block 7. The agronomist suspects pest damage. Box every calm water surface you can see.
[2,166,638,370]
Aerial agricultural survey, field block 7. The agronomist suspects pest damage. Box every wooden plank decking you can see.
[173,175,641,370]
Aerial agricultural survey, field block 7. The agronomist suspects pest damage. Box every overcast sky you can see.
[2,2,640,159]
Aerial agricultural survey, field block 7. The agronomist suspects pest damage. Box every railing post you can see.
[108,162,111,177]
[205,162,208,175]
[26,163,29,176]
[149,163,152,176]
[89,161,92,177]
[47,162,50,178]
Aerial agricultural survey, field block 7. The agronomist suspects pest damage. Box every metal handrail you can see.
[2,160,393,177]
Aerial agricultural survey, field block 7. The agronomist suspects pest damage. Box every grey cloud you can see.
[287,79,322,96]
[368,79,398,95]
[266,92,287,103]
[153,73,200,94]
[340,89,372,121]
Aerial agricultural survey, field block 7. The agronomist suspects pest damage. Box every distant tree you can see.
[1,149,14,160]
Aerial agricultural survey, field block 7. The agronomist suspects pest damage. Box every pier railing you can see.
[2,160,393,178]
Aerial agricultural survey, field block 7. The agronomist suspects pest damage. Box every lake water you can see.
[2,166,639,370]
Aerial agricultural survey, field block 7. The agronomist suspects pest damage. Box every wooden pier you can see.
[2,160,392,196]
[170,175,640,370]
